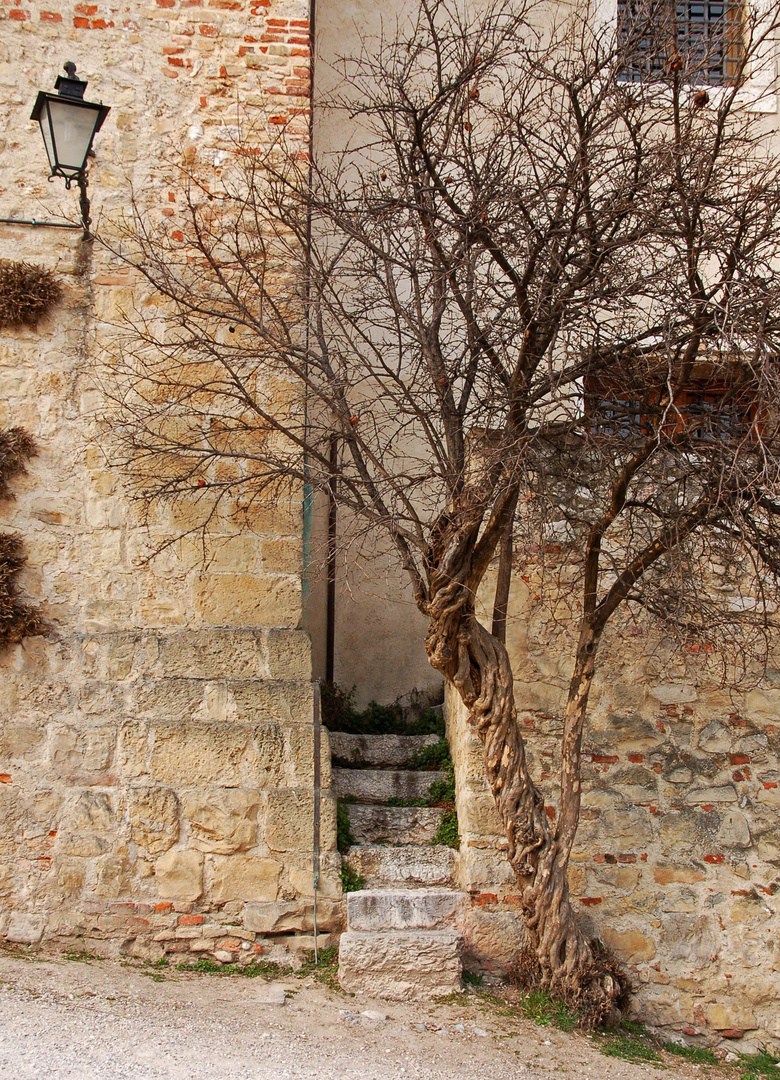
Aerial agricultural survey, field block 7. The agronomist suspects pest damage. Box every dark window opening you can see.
[617,1,745,86]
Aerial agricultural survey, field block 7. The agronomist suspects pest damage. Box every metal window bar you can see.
[618,0,744,85]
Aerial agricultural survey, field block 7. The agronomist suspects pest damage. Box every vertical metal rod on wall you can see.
[325,434,338,684]
[312,679,321,963]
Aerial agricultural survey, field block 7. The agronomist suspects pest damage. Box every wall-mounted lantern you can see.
[30,62,110,237]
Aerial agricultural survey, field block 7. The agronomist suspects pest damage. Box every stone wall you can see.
[447,570,780,1051]
[0,0,342,962]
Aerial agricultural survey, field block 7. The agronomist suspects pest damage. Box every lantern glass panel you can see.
[46,99,101,177]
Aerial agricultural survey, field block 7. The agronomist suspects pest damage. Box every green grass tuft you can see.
[432,807,460,849]
[336,799,356,853]
[321,683,444,736]
[600,1034,661,1064]
[518,989,578,1033]
[298,945,340,992]
[176,957,286,979]
[340,863,366,892]
[462,969,483,987]
[740,1052,780,1080]
[405,737,451,770]
[662,1041,718,1065]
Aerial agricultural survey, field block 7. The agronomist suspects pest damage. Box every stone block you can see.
[459,908,524,972]
[209,856,281,903]
[182,788,259,854]
[329,733,439,768]
[347,889,463,932]
[338,930,462,999]
[193,573,301,628]
[347,804,442,846]
[661,915,717,965]
[158,629,266,680]
[149,722,251,785]
[264,629,311,680]
[332,768,442,802]
[127,787,179,854]
[5,912,45,944]
[345,845,457,888]
[717,811,752,848]
[155,849,203,901]
[117,721,149,778]
[265,789,337,854]
[703,1002,757,1031]
[686,786,738,805]
[601,926,656,963]
[243,899,344,934]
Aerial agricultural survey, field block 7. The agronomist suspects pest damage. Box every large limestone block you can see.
[158,629,266,680]
[150,722,251,785]
[155,849,203,901]
[243,899,344,933]
[703,1002,757,1031]
[264,629,311,680]
[329,733,439,768]
[601,926,657,963]
[332,768,442,802]
[338,930,463,999]
[127,787,179,854]
[265,789,337,853]
[232,681,313,725]
[5,912,45,944]
[193,574,301,628]
[347,889,464,932]
[209,856,281,902]
[345,845,457,888]
[182,788,259,853]
[347,804,442,846]
[459,908,525,971]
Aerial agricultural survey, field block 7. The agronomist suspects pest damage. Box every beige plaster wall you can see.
[0,0,341,962]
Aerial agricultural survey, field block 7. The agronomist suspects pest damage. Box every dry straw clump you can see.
[0,427,46,646]
[0,260,62,329]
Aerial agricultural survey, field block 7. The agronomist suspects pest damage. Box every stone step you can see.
[338,929,463,999]
[347,803,443,845]
[329,732,439,768]
[347,888,464,932]
[332,768,442,803]
[345,844,457,888]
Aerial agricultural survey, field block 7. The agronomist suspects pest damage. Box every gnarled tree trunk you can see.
[423,524,628,1027]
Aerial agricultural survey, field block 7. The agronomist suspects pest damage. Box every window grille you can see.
[617,1,744,86]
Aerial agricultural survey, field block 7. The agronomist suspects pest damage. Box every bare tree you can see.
[103,0,780,1022]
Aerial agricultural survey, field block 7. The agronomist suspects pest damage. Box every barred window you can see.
[618,1,745,86]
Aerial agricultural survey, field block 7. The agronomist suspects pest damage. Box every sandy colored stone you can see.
[265,790,337,854]
[601,927,656,963]
[149,723,250,786]
[193,574,301,628]
[338,930,463,1000]
[703,1002,757,1031]
[717,810,752,848]
[209,856,281,903]
[5,912,45,944]
[127,787,179,855]
[653,866,706,885]
[182,789,259,854]
[155,849,203,901]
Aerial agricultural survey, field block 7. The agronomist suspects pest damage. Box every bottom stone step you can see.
[338,929,463,999]
[346,845,457,888]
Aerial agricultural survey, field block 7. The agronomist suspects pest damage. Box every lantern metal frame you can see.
[29,62,110,238]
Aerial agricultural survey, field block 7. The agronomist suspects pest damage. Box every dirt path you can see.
[0,952,706,1079]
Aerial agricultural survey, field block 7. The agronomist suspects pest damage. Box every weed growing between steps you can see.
[340,863,366,892]
[321,683,444,736]
[337,798,356,853]
[403,737,451,770]
[432,808,460,849]
[298,946,341,992]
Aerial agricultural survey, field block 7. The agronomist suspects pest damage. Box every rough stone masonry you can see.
[0,0,341,967]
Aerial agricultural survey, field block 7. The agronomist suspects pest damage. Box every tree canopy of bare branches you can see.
[104,0,780,1022]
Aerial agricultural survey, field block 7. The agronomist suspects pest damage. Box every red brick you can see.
[168,57,184,66]
[10,9,29,20]
[627,753,644,763]
[266,17,289,25]
[290,48,310,57]
[618,853,637,863]
[156,0,175,6]
[472,893,497,907]
[729,753,750,765]
[0,774,11,784]
[91,18,112,28]
[721,1030,745,1039]
[154,902,173,914]
[704,853,724,864]
[75,2,97,12]
[210,0,241,7]
[200,23,219,36]
[162,46,185,54]
[171,230,184,241]
[178,913,203,926]
[73,16,90,27]
[40,10,62,20]
[762,781,778,789]
[580,897,602,906]
[591,753,618,764]
[290,19,309,27]
[287,35,309,45]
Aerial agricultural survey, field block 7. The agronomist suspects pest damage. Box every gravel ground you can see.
[0,952,701,1079]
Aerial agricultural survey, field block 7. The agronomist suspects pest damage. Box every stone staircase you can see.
[330,730,465,998]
